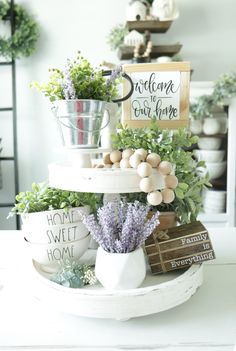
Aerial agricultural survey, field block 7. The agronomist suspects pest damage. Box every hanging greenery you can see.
[0,0,39,60]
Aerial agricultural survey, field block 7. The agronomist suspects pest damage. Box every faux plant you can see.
[107,23,128,51]
[30,52,122,102]
[112,123,211,224]
[0,1,39,59]
[8,182,99,216]
[82,201,159,253]
[50,259,96,288]
[190,72,236,120]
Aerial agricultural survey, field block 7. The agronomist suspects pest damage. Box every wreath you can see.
[0,1,39,60]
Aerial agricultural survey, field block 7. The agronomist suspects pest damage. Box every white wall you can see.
[1,0,236,228]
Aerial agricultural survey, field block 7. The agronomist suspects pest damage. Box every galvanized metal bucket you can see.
[52,100,110,149]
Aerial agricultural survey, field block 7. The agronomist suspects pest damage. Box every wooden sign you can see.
[122,62,190,129]
[145,221,215,274]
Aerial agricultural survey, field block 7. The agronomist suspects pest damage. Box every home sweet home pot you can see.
[22,206,90,271]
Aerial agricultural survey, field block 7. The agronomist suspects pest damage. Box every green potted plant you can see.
[111,122,211,225]
[8,182,100,271]
[30,52,133,149]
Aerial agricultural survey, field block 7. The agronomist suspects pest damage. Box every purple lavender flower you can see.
[82,201,159,253]
[62,59,76,100]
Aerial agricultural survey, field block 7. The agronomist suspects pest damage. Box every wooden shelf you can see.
[118,44,182,60]
[126,20,173,33]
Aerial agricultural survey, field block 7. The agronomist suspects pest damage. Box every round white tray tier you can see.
[30,260,203,320]
[48,162,167,194]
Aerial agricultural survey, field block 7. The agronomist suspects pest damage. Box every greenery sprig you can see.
[107,23,128,51]
[51,259,97,288]
[8,182,100,216]
[112,122,211,224]
[190,72,236,120]
[0,1,39,59]
[31,52,120,102]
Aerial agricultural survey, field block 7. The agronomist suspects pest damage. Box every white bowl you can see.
[24,234,90,272]
[194,149,225,163]
[22,221,88,244]
[197,137,222,150]
[206,161,227,180]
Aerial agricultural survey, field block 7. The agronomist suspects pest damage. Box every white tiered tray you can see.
[49,162,168,193]
[29,259,203,320]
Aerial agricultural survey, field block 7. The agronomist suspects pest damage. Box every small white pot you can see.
[202,118,221,135]
[95,247,146,290]
[21,206,90,227]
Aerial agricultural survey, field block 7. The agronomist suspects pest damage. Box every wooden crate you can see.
[145,221,215,274]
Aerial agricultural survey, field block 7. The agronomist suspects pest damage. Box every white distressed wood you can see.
[48,162,168,194]
[27,260,203,320]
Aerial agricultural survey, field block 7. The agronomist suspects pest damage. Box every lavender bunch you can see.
[82,201,159,253]
[62,59,76,100]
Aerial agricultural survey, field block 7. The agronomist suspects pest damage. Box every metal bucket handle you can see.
[56,109,110,133]
[102,70,134,103]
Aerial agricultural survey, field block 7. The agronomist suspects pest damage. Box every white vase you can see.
[152,0,179,20]
[95,247,146,290]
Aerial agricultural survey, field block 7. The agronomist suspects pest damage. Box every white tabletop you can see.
[0,228,236,351]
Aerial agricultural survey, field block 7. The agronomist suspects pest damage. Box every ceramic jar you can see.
[95,247,146,290]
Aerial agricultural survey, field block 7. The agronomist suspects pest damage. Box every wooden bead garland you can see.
[98,149,179,205]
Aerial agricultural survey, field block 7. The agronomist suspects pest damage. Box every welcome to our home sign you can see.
[122,62,190,129]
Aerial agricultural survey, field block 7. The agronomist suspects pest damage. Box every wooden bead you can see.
[129,153,142,168]
[161,188,175,204]
[158,161,173,175]
[146,153,161,168]
[135,148,148,161]
[137,162,153,177]
[112,162,120,169]
[165,175,178,189]
[147,191,163,206]
[110,150,122,163]
[103,153,112,165]
[122,149,134,159]
[139,177,155,193]
[120,158,131,169]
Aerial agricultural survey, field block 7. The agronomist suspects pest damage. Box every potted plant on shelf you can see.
[8,182,100,271]
[30,52,133,149]
[111,122,211,226]
[81,201,159,290]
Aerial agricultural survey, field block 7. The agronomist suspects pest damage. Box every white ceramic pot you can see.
[24,234,91,272]
[23,221,89,244]
[202,118,221,135]
[21,206,90,227]
[95,247,146,290]
[198,161,227,180]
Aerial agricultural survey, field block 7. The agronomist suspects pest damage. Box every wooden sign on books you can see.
[122,62,190,129]
[145,221,215,274]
